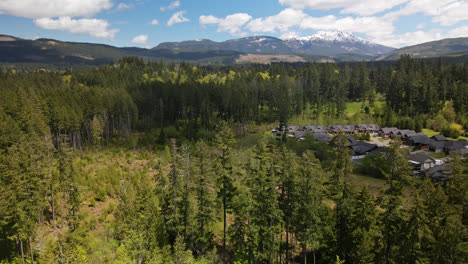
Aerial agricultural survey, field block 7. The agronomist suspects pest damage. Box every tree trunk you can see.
[303,244,307,264]
[286,222,289,264]
[19,233,24,264]
[28,235,34,264]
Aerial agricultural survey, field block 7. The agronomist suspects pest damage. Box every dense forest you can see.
[0,56,467,263]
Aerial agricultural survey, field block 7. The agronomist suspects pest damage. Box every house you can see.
[367,124,381,133]
[287,126,301,133]
[368,147,387,156]
[291,131,306,140]
[329,125,344,134]
[350,141,378,156]
[408,154,436,172]
[312,133,332,143]
[380,127,399,137]
[303,125,328,133]
[407,135,431,149]
[398,129,418,139]
[428,139,444,153]
[422,165,450,182]
[444,140,468,154]
[348,136,358,146]
[431,135,446,141]
[343,125,356,134]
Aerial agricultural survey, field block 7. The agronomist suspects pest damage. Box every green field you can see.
[423,128,468,141]
[344,101,385,118]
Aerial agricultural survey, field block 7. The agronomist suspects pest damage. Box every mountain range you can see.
[157,31,393,56]
[0,32,467,66]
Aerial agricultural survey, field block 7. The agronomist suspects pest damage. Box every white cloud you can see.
[132,34,149,45]
[117,3,132,11]
[160,1,180,11]
[246,8,307,33]
[167,11,189,26]
[0,0,112,18]
[368,25,468,48]
[200,13,252,36]
[278,0,408,16]
[384,0,468,26]
[150,19,159,25]
[432,1,468,26]
[34,17,119,40]
[416,23,426,29]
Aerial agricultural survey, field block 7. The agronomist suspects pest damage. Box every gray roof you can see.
[428,139,444,149]
[369,147,387,155]
[398,129,418,138]
[312,133,332,143]
[408,154,435,164]
[348,136,358,146]
[409,135,431,145]
[432,135,446,141]
[381,127,399,134]
[351,141,377,155]
[444,140,468,150]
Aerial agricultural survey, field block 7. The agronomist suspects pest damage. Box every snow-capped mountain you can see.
[281,31,392,55]
[155,31,394,56]
[284,31,368,43]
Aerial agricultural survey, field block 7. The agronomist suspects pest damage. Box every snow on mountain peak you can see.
[282,31,369,44]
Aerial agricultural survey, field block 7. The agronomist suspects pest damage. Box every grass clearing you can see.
[422,128,439,137]
[428,152,448,159]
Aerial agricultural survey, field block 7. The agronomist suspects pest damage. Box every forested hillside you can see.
[0,56,467,263]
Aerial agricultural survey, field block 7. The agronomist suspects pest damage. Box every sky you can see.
[0,0,467,48]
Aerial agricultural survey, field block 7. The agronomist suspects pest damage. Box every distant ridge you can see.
[156,31,395,56]
[0,33,467,66]
[377,37,468,61]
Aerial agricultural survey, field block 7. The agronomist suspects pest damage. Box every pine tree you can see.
[214,121,236,254]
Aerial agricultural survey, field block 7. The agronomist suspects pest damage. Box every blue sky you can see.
[0,0,467,48]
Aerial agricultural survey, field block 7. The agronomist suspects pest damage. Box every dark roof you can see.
[351,141,377,155]
[312,133,332,143]
[422,165,449,181]
[399,129,418,138]
[409,135,431,145]
[428,139,444,149]
[369,147,387,155]
[381,127,399,134]
[408,154,435,164]
[444,140,468,150]
[292,131,306,139]
[431,135,446,141]
[287,126,300,131]
[348,136,357,146]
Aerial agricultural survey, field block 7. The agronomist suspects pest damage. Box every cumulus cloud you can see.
[384,0,468,26]
[167,11,189,26]
[278,0,408,16]
[246,8,307,33]
[200,13,252,36]
[0,0,113,18]
[117,3,132,11]
[150,19,159,25]
[132,34,149,45]
[160,1,180,11]
[34,17,119,40]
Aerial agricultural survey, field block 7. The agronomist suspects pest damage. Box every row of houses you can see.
[273,124,467,182]
[274,124,382,135]
[275,124,468,155]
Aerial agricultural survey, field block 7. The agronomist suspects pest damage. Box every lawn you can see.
[344,101,385,118]
[422,128,439,137]
[422,128,468,141]
[428,152,448,159]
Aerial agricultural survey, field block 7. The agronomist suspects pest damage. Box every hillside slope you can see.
[377,37,468,60]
